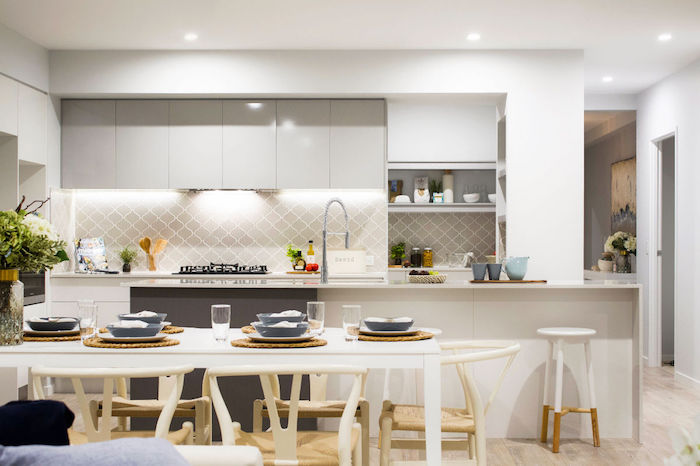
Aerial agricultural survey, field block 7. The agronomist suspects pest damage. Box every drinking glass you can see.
[342,305,361,341]
[211,304,231,342]
[307,302,325,335]
[77,300,97,342]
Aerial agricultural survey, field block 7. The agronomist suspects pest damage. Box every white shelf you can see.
[388,162,496,171]
[388,202,496,213]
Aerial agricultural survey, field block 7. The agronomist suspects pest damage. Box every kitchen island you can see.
[124,278,642,442]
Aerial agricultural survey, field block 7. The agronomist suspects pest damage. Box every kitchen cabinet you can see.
[116,101,169,189]
[62,100,116,188]
[276,100,330,189]
[168,100,223,189]
[17,85,46,165]
[0,75,18,136]
[330,100,385,189]
[223,100,276,189]
[387,100,497,162]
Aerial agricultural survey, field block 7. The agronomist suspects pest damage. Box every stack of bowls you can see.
[254,312,308,337]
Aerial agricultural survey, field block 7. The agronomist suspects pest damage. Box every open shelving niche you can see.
[496,111,507,260]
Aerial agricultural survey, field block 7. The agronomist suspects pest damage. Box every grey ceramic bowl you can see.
[26,317,79,332]
[106,323,163,338]
[363,318,414,332]
[256,312,306,325]
[252,321,309,337]
[118,313,167,324]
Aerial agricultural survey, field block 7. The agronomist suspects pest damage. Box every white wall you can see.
[50,50,585,280]
[637,57,700,383]
[0,23,49,91]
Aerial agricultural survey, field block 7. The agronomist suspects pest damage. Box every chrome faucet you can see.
[321,198,350,284]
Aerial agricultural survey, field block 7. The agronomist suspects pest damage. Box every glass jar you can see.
[422,248,434,267]
[410,248,422,267]
[0,269,24,346]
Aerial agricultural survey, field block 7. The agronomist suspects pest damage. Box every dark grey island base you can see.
[129,287,318,439]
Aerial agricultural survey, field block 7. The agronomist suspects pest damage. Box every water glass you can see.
[307,302,325,335]
[211,304,231,342]
[77,300,97,342]
[342,305,361,341]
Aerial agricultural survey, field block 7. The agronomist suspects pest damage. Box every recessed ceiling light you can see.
[602,76,614,83]
[466,33,481,41]
[184,33,198,41]
[658,33,672,42]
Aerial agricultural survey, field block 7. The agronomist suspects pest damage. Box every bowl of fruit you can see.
[408,270,447,284]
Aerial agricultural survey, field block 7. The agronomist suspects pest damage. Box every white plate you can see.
[100,334,167,343]
[359,327,420,337]
[162,321,172,327]
[23,328,80,337]
[246,333,315,343]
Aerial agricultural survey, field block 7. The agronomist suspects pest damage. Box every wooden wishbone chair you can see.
[204,365,367,466]
[31,365,195,446]
[379,340,520,466]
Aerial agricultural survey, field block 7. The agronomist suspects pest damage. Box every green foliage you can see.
[390,242,406,260]
[119,246,138,265]
[286,244,302,263]
[429,179,443,194]
[0,210,68,272]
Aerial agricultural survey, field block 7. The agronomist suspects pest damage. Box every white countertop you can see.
[122,278,641,289]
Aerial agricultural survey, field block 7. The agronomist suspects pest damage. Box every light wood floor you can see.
[56,366,697,465]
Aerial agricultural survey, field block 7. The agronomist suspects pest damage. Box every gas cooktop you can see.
[174,263,269,275]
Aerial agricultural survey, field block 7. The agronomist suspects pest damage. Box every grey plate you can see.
[246,333,315,343]
[118,313,167,324]
[23,328,80,337]
[25,317,79,332]
[359,327,420,336]
[106,323,163,338]
[256,313,306,324]
[363,319,414,332]
[253,321,309,337]
[100,334,167,343]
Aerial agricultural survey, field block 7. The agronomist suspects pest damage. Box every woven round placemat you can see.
[23,334,81,342]
[358,331,434,342]
[241,325,255,334]
[82,336,180,349]
[231,338,327,349]
[99,325,184,335]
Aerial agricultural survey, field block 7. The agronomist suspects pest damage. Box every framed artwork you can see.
[611,157,636,234]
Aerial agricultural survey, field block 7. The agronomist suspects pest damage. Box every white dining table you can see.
[0,327,443,464]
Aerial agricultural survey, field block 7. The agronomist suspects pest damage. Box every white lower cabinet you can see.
[276,100,330,189]
[168,100,223,189]
[0,75,18,136]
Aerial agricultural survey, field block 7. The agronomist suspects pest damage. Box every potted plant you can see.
[598,252,614,272]
[429,179,443,203]
[0,198,68,345]
[390,242,406,266]
[119,246,138,273]
[605,231,637,273]
[286,244,302,270]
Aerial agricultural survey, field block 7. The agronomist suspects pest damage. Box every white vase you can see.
[598,259,613,272]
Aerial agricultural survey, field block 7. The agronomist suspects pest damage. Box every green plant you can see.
[0,210,67,272]
[286,244,302,263]
[119,246,138,265]
[390,242,406,261]
[605,231,637,256]
[429,179,443,194]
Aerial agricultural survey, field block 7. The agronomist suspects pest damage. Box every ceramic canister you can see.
[442,172,454,203]
[504,256,529,280]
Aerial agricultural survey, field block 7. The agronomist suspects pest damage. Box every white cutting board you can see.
[326,249,367,274]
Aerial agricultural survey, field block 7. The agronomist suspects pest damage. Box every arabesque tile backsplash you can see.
[51,190,388,273]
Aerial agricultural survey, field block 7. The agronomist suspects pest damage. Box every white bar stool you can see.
[537,327,600,453]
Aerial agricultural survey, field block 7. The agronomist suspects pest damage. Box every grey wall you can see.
[661,137,675,361]
[584,122,636,269]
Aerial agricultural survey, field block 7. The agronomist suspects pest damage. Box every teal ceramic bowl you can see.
[504,256,529,280]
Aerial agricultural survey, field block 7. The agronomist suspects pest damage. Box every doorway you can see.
[656,135,676,367]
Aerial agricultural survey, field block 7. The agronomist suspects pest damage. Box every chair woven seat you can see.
[237,429,359,466]
[382,403,475,433]
[97,396,204,417]
[261,399,363,417]
[68,425,192,445]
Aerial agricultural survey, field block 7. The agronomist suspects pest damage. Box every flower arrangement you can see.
[605,231,637,256]
[665,415,700,465]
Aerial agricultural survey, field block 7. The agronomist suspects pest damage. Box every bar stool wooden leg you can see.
[584,341,600,447]
[540,340,554,443]
[552,339,565,453]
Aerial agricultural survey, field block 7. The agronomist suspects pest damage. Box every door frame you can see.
[648,129,678,368]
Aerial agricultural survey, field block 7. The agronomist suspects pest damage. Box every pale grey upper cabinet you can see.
[0,75,18,136]
[116,101,169,189]
[18,85,47,165]
[168,100,223,189]
[330,100,385,189]
[276,100,330,189]
[222,101,276,189]
[62,100,116,188]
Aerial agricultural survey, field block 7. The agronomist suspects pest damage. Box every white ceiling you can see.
[1,0,699,94]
